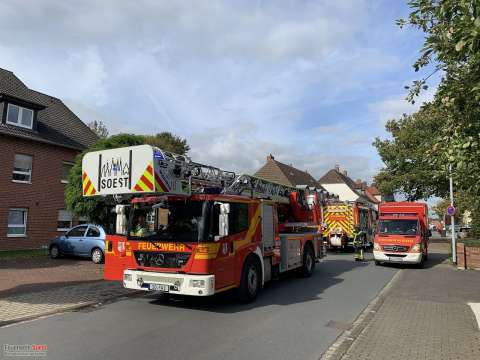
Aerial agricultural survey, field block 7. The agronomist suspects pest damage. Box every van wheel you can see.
[237,256,261,303]
[50,245,60,259]
[415,256,425,269]
[91,248,104,264]
[301,244,315,277]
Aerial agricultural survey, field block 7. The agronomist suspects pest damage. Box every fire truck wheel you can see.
[50,245,60,259]
[301,244,315,278]
[91,248,104,264]
[237,256,261,303]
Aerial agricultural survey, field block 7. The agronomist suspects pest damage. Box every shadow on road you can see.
[375,250,449,270]
[145,259,368,313]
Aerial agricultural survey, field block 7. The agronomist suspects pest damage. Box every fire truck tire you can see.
[49,245,61,259]
[237,255,261,303]
[91,248,104,264]
[300,244,315,277]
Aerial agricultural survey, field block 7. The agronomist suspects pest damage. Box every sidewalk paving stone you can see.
[333,246,480,360]
[0,281,138,326]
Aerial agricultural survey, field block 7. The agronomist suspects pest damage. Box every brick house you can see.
[0,68,97,251]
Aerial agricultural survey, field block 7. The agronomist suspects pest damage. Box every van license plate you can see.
[149,283,169,292]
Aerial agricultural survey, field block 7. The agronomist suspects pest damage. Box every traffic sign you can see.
[447,205,456,216]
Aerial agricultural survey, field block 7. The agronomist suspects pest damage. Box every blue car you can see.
[49,224,106,264]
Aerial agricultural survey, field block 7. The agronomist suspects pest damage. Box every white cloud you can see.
[0,0,419,184]
[369,87,436,124]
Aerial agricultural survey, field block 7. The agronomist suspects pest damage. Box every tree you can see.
[143,132,190,154]
[88,120,109,138]
[374,0,480,236]
[65,132,189,226]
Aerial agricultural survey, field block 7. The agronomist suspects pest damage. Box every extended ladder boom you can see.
[82,145,297,202]
[226,174,295,203]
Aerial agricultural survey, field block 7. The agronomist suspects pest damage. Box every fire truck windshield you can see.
[128,200,209,242]
[378,219,418,235]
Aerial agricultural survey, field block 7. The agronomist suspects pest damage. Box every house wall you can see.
[320,183,360,202]
[0,134,80,251]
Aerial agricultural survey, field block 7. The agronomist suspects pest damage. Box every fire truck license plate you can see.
[148,283,169,292]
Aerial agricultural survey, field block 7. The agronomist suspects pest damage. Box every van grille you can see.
[382,245,409,252]
[134,251,191,268]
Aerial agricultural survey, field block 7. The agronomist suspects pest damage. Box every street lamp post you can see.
[449,164,456,264]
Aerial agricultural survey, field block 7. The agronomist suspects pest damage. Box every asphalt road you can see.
[0,253,398,360]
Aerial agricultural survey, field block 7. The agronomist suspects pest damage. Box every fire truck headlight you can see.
[373,242,381,251]
[410,244,422,253]
[124,273,132,282]
[190,279,206,288]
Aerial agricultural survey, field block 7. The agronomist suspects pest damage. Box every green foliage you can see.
[65,132,189,226]
[143,132,190,154]
[375,0,480,236]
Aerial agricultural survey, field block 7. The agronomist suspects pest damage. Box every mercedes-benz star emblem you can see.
[154,253,165,266]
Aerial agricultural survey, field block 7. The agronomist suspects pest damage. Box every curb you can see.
[319,269,404,360]
[0,289,143,328]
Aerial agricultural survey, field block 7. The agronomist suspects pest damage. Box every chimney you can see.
[334,164,340,171]
[342,170,348,176]
[267,154,275,161]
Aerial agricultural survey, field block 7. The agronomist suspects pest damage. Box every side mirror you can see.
[115,204,129,235]
[219,213,229,237]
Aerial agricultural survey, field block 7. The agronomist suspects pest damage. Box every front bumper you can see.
[373,251,422,264]
[123,269,215,296]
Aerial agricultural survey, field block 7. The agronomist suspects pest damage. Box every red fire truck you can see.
[373,202,430,267]
[82,145,326,302]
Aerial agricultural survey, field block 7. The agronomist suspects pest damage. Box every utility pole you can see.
[449,164,456,264]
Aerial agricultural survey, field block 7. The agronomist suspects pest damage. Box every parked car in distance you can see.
[49,224,106,264]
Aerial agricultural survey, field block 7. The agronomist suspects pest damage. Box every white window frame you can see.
[12,154,33,184]
[57,210,73,232]
[6,103,34,129]
[7,208,28,237]
[61,161,75,184]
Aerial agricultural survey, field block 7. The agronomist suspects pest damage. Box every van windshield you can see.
[128,200,210,242]
[379,219,418,235]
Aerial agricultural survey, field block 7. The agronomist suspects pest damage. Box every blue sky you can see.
[0,0,436,183]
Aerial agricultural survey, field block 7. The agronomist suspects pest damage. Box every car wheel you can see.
[237,256,261,303]
[374,260,381,266]
[50,245,60,259]
[91,248,104,264]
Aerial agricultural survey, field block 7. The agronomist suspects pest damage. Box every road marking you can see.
[468,303,480,330]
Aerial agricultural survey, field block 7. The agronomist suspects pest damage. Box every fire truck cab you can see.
[82,145,326,302]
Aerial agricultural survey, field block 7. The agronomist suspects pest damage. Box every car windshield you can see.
[128,200,209,242]
[379,219,418,235]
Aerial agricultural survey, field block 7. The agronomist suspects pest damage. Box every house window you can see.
[12,154,33,183]
[7,208,28,237]
[6,104,34,129]
[57,210,73,231]
[61,162,74,183]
